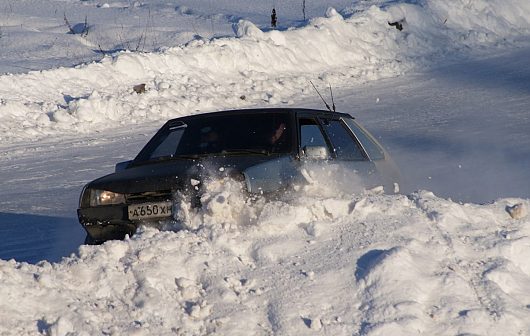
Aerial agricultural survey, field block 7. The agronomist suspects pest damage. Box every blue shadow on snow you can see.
[0,212,85,264]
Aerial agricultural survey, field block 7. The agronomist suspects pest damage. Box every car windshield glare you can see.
[137,112,293,162]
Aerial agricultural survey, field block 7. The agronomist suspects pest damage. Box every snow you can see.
[2,189,530,335]
[1,0,529,143]
[1,0,530,335]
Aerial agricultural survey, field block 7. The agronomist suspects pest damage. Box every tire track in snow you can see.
[410,192,508,321]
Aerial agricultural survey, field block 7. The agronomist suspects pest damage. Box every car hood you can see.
[87,154,292,194]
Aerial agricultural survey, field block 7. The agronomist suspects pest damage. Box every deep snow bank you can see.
[1,0,529,143]
[1,186,529,335]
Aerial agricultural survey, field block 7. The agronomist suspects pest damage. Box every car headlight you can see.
[88,189,126,207]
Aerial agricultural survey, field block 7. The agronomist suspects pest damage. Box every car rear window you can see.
[137,112,293,162]
[343,118,385,160]
[321,119,366,161]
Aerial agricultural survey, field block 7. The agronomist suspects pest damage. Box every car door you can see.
[296,113,379,192]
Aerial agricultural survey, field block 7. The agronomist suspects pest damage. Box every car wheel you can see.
[84,234,102,245]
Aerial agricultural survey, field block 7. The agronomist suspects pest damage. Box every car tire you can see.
[84,234,101,245]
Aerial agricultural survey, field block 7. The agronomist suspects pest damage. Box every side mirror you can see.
[115,160,132,172]
[302,146,329,160]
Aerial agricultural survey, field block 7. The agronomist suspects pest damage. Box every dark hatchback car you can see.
[78,108,399,242]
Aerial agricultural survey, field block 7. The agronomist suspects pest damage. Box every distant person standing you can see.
[271,8,277,28]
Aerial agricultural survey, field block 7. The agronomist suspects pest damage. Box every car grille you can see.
[126,190,172,204]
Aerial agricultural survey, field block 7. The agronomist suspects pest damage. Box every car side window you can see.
[321,119,366,161]
[300,123,327,148]
[299,118,331,159]
[299,118,329,149]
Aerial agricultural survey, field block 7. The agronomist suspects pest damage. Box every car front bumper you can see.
[78,205,171,242]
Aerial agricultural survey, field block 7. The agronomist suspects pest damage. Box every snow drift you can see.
[1,187,529,335]
[1,0,529,143]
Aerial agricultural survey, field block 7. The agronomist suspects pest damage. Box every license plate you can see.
[128,202,172,220]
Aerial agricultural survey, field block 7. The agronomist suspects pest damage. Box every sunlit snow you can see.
[1,0,530,335]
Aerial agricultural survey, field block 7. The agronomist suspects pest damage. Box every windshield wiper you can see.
[172,154,201,159]
[220,149,272,156]
[132,153,201,166]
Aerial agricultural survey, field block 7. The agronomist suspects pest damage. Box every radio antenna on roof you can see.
[329,84,336,112]
[310,80,332,112]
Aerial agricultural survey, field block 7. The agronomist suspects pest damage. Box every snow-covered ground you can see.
[3,190,530,335]
[1,0,530,335]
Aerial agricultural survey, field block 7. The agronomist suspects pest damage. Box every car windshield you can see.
[136,112,293,162]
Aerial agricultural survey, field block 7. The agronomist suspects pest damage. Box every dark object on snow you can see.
[64,14,89,37]
[388,20,404,31]
[133,84,146,94]
[271,8,277,28]
[77,108,400,243]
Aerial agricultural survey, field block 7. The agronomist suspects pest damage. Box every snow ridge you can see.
[1,187,529,335]
[1,0,529,144]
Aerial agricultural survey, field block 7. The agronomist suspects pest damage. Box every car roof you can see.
[166,108,353,125]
